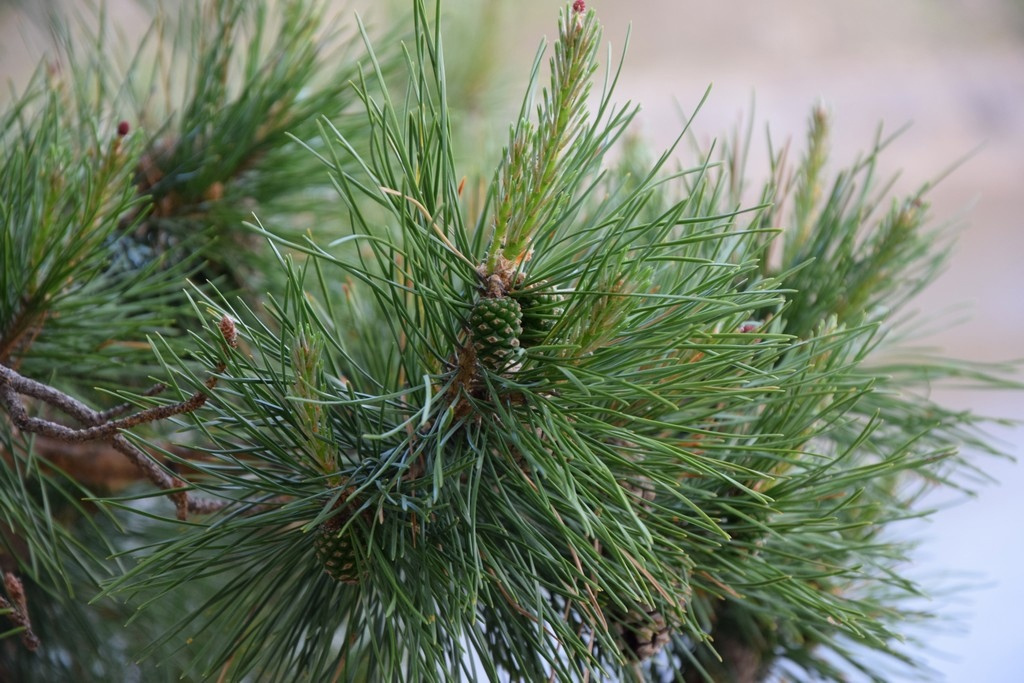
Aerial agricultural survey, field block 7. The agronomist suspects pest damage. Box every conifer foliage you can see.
[0,1,1017,681]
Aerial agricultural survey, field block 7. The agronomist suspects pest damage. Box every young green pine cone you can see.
[314,514,363,584]
[514,288,565,346]
[613,604,671,661]
[470,296,523,370]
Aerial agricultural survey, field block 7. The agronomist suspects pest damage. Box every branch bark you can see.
[0,315,238,520]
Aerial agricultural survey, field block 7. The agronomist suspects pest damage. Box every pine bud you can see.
[219,315,238,348]
[292,331,335,472]
[470,296,523,370]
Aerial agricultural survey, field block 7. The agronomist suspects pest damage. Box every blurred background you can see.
[2,0,1022,679]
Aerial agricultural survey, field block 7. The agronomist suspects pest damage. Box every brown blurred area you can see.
[2,0,1022,679]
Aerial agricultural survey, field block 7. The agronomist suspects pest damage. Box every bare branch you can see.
[96,382,168,422]
[0,315,239,518]
[0,364,221,443]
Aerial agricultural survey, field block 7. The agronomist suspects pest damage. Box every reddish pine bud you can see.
[572,0,586,13]
[117,120,130,136]
[219,315,238,348]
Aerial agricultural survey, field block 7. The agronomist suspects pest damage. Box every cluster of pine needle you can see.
[0,1,1016,681]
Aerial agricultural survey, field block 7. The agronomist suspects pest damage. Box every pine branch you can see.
[99,1,1014,675]
[1,1,399,666]
[0,0,1016,680]
[0,315,237,520]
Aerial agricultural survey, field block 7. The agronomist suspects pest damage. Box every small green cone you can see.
[515,288,565,346]
[470,296,523,370]
[314,515,363,584]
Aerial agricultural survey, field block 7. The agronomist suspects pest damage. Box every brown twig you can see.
[95,382,168,422]
[0,316,239,520]
[0,369,217,444]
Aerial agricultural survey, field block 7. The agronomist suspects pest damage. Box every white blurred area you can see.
[2,0,1022,680]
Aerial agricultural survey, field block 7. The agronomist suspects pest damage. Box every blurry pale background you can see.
[2,0,1022,680]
